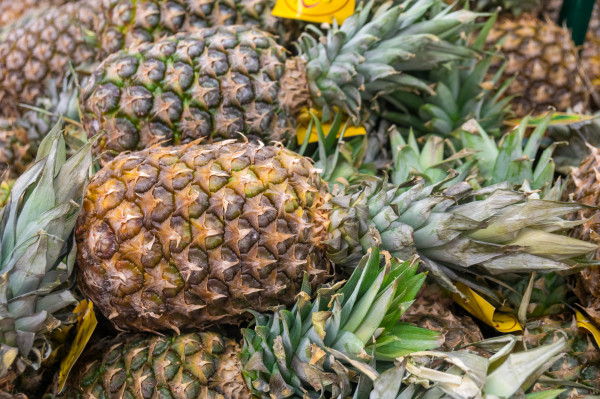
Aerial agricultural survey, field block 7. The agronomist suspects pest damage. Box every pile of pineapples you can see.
[2,0,600,398]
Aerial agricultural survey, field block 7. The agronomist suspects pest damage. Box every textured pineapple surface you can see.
[76,140,330,332]
[2,1,600,398]
[0,0,291,117]
[528,315,600,397]
[486,13,588,116]
[0,0,73,27]
[81,26,295,163]
[583,1,600,103]
[566,145,600,326]
[65,332,250,399]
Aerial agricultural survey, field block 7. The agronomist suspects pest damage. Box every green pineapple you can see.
[79,0,481,163]
[64,248,442,399]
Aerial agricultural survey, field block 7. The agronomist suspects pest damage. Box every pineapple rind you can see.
[81,26,292,163]
[485,13,588,117]
[75,140,331,333]
[566,144,600,327]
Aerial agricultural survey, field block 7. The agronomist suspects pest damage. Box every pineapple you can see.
[0,0,299,117]
[65,248,442,399]
[75,140,598,333]
[564,144,600,327]
[0,0,72,27]
[79,1,480,163]
[484,12,588,117]
[582,1,600,107]
[0,125,93,396]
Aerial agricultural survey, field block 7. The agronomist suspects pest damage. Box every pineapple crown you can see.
[388,112,559,194]
[325,175,598,295]
[390,127,476,186]
[0,123,92,379]
[381,12,513,138]
[295,0,482,121]
[459,113,559,192]
[295,110,378,189]
[240,248,441,398]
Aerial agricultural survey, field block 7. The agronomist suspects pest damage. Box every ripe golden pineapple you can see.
[76,140,331,332]
[485,13,589,117]
[565,145,600,326]
[0,0,297,117]
[76,140,598,333]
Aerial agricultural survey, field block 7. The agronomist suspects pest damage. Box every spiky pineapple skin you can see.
[80,26,301,164]
[0,0,73,27]
[0,0,296,117]
[75,140,330,332]
[582,2,600,106]
[485,13,588,117]
[565,145,600,326]
[0,2,97,117]
[65,332,249,399]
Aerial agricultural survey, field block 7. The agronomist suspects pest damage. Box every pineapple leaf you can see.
[486,338,567,397]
